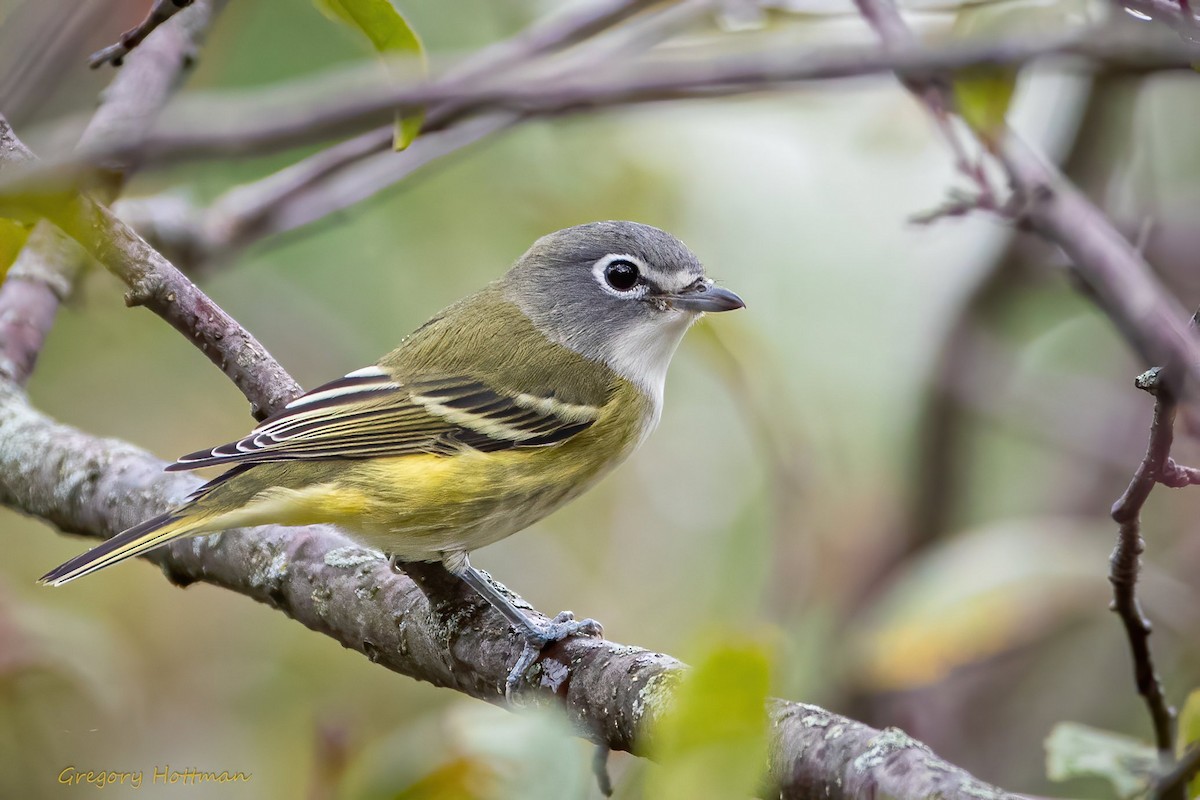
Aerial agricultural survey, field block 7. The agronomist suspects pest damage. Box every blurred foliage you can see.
[1178,690,1200,799]
[0,218,29,276]
[1045,722,1158,799]
[2,0,1200,798]
[647,634,773,800]
[313,0,426,149]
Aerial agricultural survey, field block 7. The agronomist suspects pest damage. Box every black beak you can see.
[664,281,745,313]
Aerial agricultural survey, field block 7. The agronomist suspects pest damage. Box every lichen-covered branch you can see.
[0,381,1018,800]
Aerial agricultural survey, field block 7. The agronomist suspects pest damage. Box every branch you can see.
[0,25,1187,197]
[1151,743,1200,800]
[0,116,299,419]
[136,0,690,267]
[0,382,1020,800]
[1107,314,1200,771]
[1110,382,1177,757]
[0,224,76,386]
[849,0,1196,791]
[0,0,222,384]
[1001,137,1200,402]
[110,29,1200,165]
[89,0,195,69]
[200,112,519,260]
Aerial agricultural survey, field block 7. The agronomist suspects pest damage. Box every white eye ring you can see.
[592,254,648,298]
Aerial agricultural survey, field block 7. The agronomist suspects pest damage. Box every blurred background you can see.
[2,0,1199,797]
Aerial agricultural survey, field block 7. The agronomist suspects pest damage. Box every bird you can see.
[40,220,745,693]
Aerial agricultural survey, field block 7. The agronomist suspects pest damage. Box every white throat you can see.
[599,311,696,414]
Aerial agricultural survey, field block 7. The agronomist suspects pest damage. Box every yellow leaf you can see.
[949,0,1086,148]
[1178,689,1200,798]
[391,756,497,800]
[314,0,427,149]
[854,519,1108,691]
[648,634,772,800]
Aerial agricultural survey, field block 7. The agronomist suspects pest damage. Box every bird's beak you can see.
[663,280,745,313]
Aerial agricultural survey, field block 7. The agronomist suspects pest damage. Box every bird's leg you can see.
[449,554,603,698]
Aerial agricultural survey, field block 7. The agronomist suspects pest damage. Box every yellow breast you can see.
[219,377,656,561]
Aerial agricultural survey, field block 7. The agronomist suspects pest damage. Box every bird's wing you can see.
[166,366,605,470]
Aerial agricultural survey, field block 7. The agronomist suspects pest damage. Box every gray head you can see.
[501,221,743,403]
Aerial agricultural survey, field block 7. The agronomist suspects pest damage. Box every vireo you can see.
[41,221,744,692]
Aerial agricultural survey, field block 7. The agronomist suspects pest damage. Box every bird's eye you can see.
[603,259,640,292]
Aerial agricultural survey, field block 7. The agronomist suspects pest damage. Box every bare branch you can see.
[89,0,195,69]
[848,0,1195,792]
[1110,387,1177,757]
[153,0,689,266]
[0,115,299,419]
[0,382,1021,800]
[1000,137,1200,400]
[0,224,77,386]
[204,113,519,258]
[0,25,1185,198]
[114,29,1200,164]
[0,0,223,385]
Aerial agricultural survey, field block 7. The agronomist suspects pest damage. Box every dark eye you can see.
[603,259,640,292]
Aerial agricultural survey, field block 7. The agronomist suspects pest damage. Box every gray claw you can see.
[504,612,605,700]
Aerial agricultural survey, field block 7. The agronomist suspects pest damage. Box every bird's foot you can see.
[505,611,603,699]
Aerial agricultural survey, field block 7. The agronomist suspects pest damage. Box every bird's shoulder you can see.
[379,286,616,409]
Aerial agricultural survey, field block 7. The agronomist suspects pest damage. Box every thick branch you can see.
[0,382,1018,800]
[1151,743,1200,800]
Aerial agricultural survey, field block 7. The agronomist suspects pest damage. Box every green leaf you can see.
[1178,689,1200,798]
[949,0,1085,147]
[0,219,30,280]
[1045,722,1158,799]
[314,0,426,149]
[648,634,772,800]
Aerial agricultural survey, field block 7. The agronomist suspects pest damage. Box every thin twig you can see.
[89,0,195,69]
[1110,387,1178,757]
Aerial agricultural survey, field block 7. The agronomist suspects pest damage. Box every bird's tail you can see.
[39,512,211,586]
